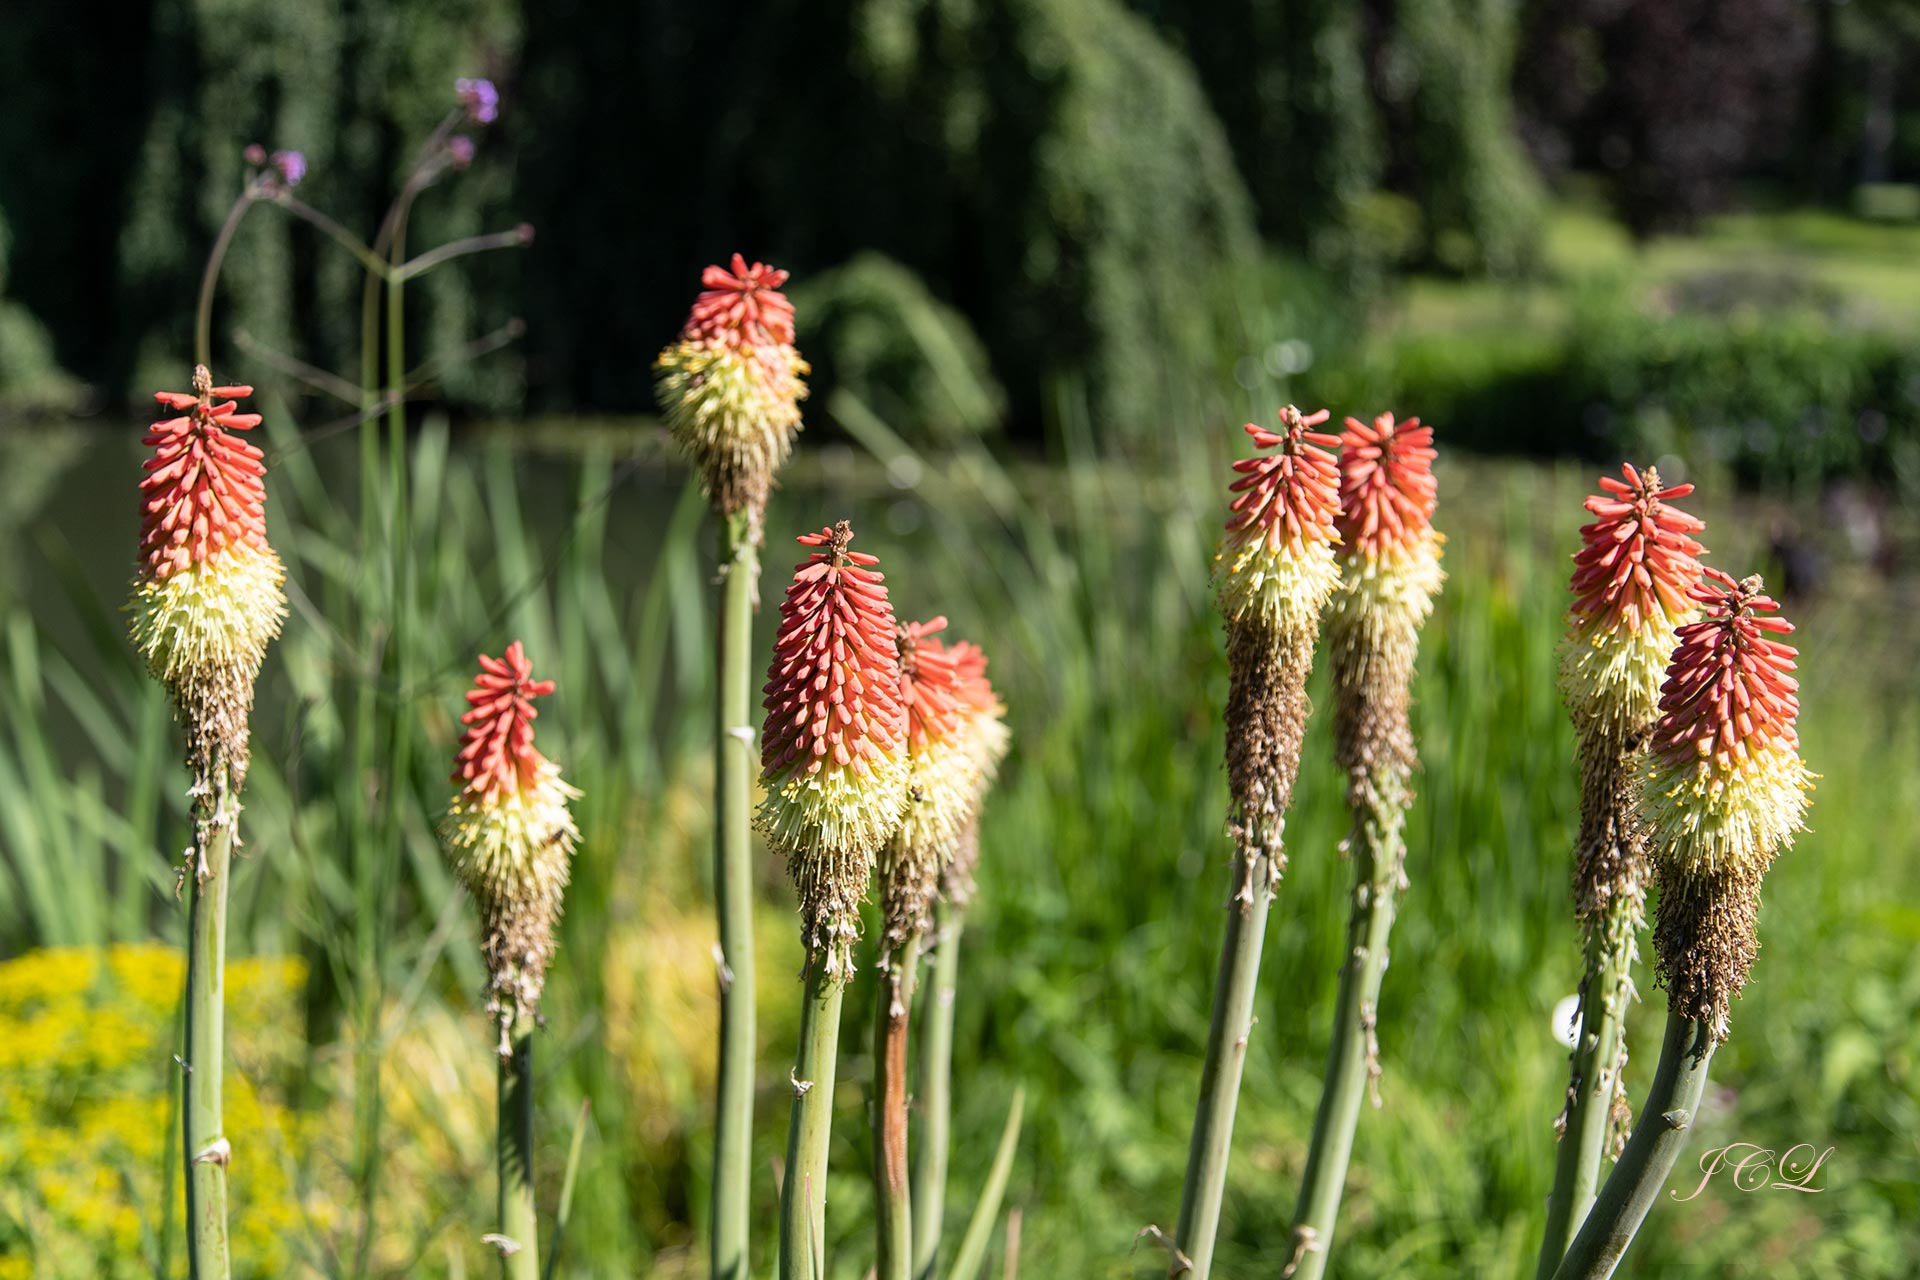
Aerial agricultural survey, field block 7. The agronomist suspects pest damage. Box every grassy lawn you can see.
[1390,193,1920,342]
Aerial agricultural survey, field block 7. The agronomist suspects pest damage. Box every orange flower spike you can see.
[1570,464,1706,636]
[757,521,911,975]
[1215,406,1344,635]
[1559,463,1709,747]
[127,367,287,767]
[1335,412,1438,561]
[1642,571,1812,880]
[685,253,798,347]
[452,640,559,805]
[439,642,581,1054]
[1325,410,1445,795]
[654,254,810,543]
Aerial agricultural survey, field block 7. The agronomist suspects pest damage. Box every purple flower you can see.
[455,78,499,125]
[271,150,306,188]
[447,136,476,170]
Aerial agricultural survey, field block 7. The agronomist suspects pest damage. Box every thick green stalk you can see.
[498,1018,540,1280]
[1171,852,1275,1279]
[780,966,846,1280]
[1552,1012,1716,1280]
[874,937,922,1280]
[711,511,759,1280]
[183,766,237,1279]
[910,905,963,1280]
[1536,894,1637,1276]
[1285,782,1408,1280]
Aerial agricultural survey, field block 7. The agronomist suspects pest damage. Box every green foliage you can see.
[791,253,1007,443]
[846,0,1259,440]
[1153,0,1382,267]
[1380,0,1544,275]
[2,415,1916,1275]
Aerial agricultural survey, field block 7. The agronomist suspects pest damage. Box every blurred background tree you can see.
[3,0,1920,459]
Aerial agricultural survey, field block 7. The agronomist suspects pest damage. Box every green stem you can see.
[780,965,846,1280]
[268,193,391,279]
[874,936,922,1280]
[1537,894,1637,1276]
[499,1019,540,1280]
[395,228,529,281]
[195,190,257,370]
[1285,780,1408,1280]
[711,512,759,1280]
[183,765,237,1279]
[910,904,963,1280]
[1551,1012,1716,1280]
[1171,853,1275,1279]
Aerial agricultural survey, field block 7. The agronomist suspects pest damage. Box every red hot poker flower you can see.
[1215,406,1344,633]
[899,618,969,752]
[1226,409,1342,556]
[758,521,910,972]
[454,641,557,806]
[1336,412,1437,560]
[762,524,908,784]
[139,379,270,580]
[1651,571,1800,768]
[1641,569,1811,880]
[685,253,797,347]
[1570,464,1706,636]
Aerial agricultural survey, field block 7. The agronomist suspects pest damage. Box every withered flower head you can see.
[757,521,910,976]
[1326,412,1444,795]
[1560,464,1707,748]
[1214,406,1343,638]
[439,641,581,1055]
[653,255,809,543]
[128,366,287,783]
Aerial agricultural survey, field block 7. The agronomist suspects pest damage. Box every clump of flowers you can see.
[128,366,287,789]
[757,521,910,976]
[1326,412,1444,799]
[456,77,500,125]
[654,255,811,545]
[1644,570,1813,1039]
[439,642,581,1056]
[1213,406,1343,889]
